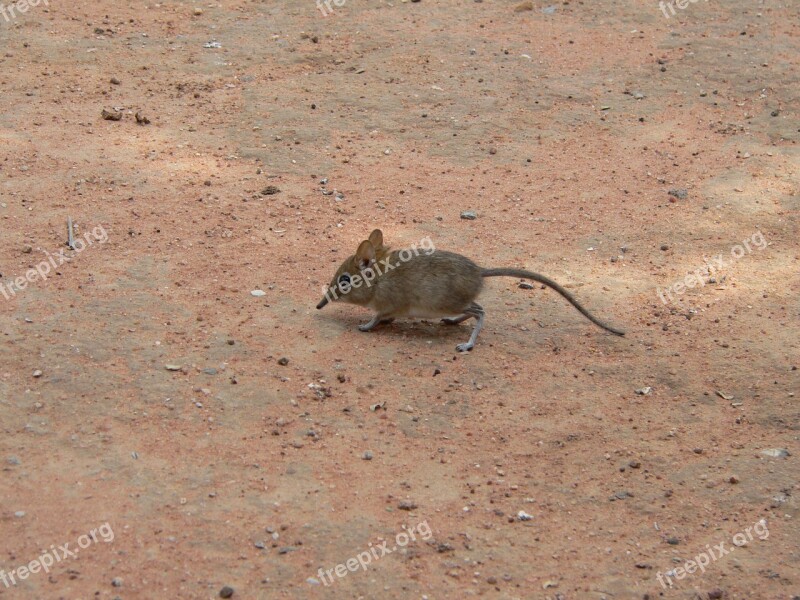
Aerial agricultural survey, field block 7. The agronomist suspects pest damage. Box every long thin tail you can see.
[482,268,625,336]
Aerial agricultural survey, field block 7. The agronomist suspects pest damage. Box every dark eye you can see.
[338,273,351,286]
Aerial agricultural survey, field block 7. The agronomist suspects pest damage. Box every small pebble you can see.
[110,77,121,85]
[101,108,122,121]
[518,282,534,290]
[760,448,790,458]
[32,370,43,378]
[219,586,234,598]
[14,511,25,518]
[277,357,289,366]
[668,188,688,200]
[112,577,123,587]
[362,450,373,460]
[460,210,477,220]
[193,7,203,15]
[517,510,533,521]
[251,289,267,297]
[398,500,417,511]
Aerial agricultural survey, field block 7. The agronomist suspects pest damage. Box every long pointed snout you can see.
[316,296,329,309]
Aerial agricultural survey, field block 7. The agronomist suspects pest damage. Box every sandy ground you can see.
[0,0,798,599]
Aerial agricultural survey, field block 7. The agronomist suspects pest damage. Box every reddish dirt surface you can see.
[0,1,798,599]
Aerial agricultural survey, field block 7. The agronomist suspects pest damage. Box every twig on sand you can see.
[67,216,76,250]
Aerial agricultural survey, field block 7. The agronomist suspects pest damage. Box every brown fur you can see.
[317,229,624,351]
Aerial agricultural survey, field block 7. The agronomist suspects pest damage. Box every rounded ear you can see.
[368,229,384,249]
[355,240,376,269]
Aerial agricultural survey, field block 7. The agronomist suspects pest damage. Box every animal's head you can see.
[316,229,385,309]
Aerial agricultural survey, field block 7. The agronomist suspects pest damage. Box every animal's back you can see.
[372,250,483,318]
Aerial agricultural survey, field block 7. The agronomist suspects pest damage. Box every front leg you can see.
[358,315,394,332]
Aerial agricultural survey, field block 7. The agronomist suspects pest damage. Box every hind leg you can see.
[441,314,471,325]
[455,302,485,352]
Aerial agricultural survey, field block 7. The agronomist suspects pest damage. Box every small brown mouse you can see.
[316,229,624,352]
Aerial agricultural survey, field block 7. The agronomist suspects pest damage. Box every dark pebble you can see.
[220,586,234,598]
